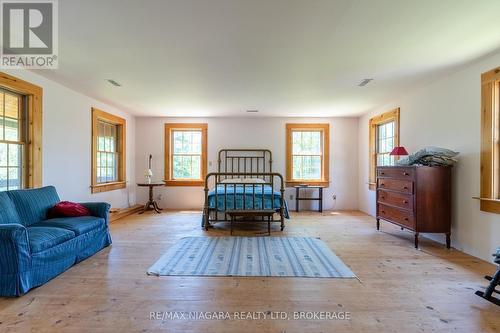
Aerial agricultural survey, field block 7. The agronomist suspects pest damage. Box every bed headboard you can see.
[217,149,273,176]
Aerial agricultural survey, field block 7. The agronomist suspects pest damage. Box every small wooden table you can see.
[226,209,276,235]
[294,185,325,212]
[137,182,165,214]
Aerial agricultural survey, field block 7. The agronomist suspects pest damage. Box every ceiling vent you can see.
[107,79,122,87]
[358,78,373,87]
[246,109,259,113]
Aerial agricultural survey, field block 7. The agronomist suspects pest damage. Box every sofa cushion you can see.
[36,216,105,236]
[47,201,91,218]
[0,191,21,224]
[26,226,75,253]
[8,186,60,226]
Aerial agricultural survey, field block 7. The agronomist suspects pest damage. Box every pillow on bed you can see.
[219,178,265,184]
[220,178,241,183]
[241,178,266,184]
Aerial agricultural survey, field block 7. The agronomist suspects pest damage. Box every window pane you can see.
[292,132,301,154]
[5,118,19,141]
[292,131,321,155]
[0,167,6,191]
[100,152,107,169]
[8,167,20,189]
[292,155,302,179]
[97,122,105,151]
[173,155,200,179]
[191,155,201,179]
[8,144,20,166]
[302,156,321,179]
[386,122,393,138]
[4,93,19,119]
[0,143,6,166]
[173,131,183,153]
[292,155,321,180]
[191,132,202,154]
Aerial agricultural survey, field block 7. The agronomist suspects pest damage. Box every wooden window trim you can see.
[285,123,330,187]
[91,107,126,193]
[164,123,207,187]
[480,67,500,213]
[368,108,400,191]
[0,72,42,188]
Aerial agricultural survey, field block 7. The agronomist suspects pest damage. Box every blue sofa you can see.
[0,186,112,296]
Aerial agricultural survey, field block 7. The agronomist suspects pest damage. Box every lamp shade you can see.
[390,146,409,156]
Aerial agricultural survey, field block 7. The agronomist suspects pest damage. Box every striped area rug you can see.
[147,237,355,278]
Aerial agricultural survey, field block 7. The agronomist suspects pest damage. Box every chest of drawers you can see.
[376,166,451,248]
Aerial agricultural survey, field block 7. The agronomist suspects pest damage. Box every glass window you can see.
[171,130,202,180]
[291,130,323,180]
[376,121,395,167]
[0,90,25,192]
[96,120,119,184]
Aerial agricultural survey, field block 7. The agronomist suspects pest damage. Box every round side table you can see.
[137,182,165,214]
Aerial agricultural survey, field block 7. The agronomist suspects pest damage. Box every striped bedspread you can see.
[207,184,290,218]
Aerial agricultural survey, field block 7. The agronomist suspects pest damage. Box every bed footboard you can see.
[203,172,285,231]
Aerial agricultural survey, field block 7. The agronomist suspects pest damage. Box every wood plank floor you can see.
[1,210,499,332]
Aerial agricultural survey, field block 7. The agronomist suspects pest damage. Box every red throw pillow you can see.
[47,201,91,219]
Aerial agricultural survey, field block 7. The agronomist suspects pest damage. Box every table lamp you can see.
[390,146,409,156]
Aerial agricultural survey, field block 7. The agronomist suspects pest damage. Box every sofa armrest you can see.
[0,224,31,275]
[80,202,111,224]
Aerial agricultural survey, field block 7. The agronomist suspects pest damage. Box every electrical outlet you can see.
[157,194,163,201]
[289,194,294,200]
[332,194,337,200]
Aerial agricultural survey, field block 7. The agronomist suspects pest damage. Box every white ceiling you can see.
[36,0,500,117]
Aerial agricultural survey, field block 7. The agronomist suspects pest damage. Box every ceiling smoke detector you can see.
[358,78,373,87]
[107,79,122,87]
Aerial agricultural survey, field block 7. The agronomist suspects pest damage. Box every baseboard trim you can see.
[109,205,143,222]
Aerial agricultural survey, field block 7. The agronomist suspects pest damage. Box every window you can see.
[91,108,126,193]
[480,67,500,213]
[164,123,207,186]
[0,90,26,191]
[0,72,42,190]
[368,108,400,190]
[376,121,396,167]
[286,123,329,186]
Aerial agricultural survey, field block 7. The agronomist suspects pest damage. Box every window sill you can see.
[368,182,376,191]
[91,181,126,194]
[164,180,205,187]
[473,197,500,214]
[285,180,330,187]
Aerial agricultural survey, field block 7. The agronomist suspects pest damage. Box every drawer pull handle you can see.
[403,172,409,176]
[403,186,408,190]
[380,172,385,175]
[381,210,386,214]
[403,200,408,204]
[404,217,409,221]
[381,196,385,199]
[380,183,385,187]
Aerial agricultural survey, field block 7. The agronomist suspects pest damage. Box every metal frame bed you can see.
[202,149,288,231]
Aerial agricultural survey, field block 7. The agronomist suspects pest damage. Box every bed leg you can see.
[268,215,271,236]
[204,209,210,231]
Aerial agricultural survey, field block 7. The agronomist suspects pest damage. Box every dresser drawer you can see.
[377,167,414,180]
[377,190,413,210]
[378,204,414,229]
[377,178,413,194]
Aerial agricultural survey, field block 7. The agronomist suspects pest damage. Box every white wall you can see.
[4,70,136,209]
[135,117,358,211]
[357,51,500,262]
